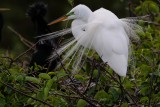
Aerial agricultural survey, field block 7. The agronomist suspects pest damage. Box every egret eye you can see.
[82,27,86,31]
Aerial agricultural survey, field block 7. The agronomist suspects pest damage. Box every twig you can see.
[71,85,100,107]
[0,80,54,107]
[0,59,11,75]
[52,48,101,106]
[1,56,15,68]
[118,76,125,105]
[13,41,38,62]
[98,63,138,106]
[148,49,156,107]
[1,56,14,63]
[141,54,151,65]
[8,26,34,48]
[83,59,94,94]
[148,74,154,107]
[51,92,80,99]
[0,8,10,11]
[4,41,38,67]
[146,21,160,26]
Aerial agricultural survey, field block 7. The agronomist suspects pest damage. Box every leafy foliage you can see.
[0,0,160,107]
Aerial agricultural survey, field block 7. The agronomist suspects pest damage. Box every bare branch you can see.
[13,41,38,62]
[8,26,34,48]
[0,80,54,107]
[0,8,10,11]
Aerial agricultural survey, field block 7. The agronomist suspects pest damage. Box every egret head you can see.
[67,4,92,21]
[48,4,92,25]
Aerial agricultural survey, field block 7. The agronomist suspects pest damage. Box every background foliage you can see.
[0,0,160,107]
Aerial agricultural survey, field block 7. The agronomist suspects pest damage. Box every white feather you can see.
[42,4,143,76]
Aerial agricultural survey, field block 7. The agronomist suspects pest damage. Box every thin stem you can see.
[13,42,38,62]
[83,59,94,94]
[8,26,34,47]
[0,80,54,107]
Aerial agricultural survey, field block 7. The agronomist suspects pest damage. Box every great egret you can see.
[45,4,142,76]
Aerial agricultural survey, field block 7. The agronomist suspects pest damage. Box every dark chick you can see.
[27,1,58,74]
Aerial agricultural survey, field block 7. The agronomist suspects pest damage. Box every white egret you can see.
[45,4,142,77]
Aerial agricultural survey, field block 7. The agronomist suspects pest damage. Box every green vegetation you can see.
[0,0,160,107]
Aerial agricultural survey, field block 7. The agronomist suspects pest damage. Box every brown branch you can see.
[0,8,10,11]
[51,92,80,99]
[83,59,94,94]
[53,49,99,106]
[3,41,38,67]
[8,26,34,48]
[13,41,38,62]
[70,84,101,107]
[53,55,100,106]
[146,21,160,26]
[1,56,15,68]
[97,63,138,106]
[0,80,54,107]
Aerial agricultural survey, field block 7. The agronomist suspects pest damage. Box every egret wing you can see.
[90,22,129,76]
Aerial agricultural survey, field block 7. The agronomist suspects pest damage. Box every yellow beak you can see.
[48,15,67,26]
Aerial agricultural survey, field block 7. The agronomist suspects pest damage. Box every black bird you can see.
[27,1,58,74]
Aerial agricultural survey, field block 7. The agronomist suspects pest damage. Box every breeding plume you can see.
[44,4,141,76]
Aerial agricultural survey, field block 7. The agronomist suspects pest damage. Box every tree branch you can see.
[0,80,54,107]
[8,26,34,48]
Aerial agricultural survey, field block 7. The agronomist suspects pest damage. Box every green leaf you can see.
[37,90,44,100]
[0,92,6,107]
[124,79,134,89]
[139,84,150,96]
[77,99,87,107]
[121,103,128,107]
[149,2,159,14]
[51,96,67,106]
[0,92,5,98]
[94,90,109,102]
[56,70,67,79]
[74,74,86,82]
[33,63,43,71]
[48,72,56,76]
[68,0,74,6]
[27,94,36,104]
[44,79,55,100]
[85,61,91,75]
[46,78,55,88]
[140,97,149,103]
[0,98,6,107]
[15,75,25,82]
[108,87,120,101]
[39,73,51,80]
[93,70,98,79]
[142,1,159,14]
[44,87,49,100]
[25,76,40,84]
